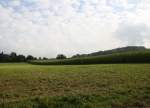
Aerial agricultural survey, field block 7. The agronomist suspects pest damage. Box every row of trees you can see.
[0,52,37,62]
[0,52,67,63]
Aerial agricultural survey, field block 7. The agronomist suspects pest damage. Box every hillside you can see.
[29,50,150,65]
[72,46,147,58]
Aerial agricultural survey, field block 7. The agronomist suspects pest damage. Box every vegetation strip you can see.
[29,50,150,65]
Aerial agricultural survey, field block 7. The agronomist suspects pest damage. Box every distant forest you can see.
[72,46,147,58]
[0,52,38,62]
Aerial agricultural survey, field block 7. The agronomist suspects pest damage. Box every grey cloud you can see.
[0,0,150,58]
[115,23,150,46]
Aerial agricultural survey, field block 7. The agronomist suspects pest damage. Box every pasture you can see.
[0,63,150,108]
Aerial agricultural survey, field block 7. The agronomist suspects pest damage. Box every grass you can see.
[0,63,150,108]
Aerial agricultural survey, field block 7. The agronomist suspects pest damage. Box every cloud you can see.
[0,0,150,57]
[115,23,150,46]
[11,0,21,6]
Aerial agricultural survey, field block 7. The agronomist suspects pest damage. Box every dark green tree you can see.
[10,52,17,62]
[26,55,35,60]
[17,55,26,62]
[43,57,48,60]
[56,54,67,59]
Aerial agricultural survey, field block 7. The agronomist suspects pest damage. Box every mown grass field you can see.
[0,63,150,108]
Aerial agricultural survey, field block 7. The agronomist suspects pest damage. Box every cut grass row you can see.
[0,63,150,107]
[1,93,150,108]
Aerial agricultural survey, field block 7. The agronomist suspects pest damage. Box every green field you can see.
[0,63,150,108]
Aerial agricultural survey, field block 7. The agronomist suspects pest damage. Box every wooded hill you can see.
[30,46,150,65]
[72,46,147,58]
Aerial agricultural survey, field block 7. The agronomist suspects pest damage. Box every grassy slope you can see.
[29,50,150,65]
[0,63,150,108]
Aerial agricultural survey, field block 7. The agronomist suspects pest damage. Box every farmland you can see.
[0,63,150,108]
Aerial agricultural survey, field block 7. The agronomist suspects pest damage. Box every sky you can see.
[0,0,150,58]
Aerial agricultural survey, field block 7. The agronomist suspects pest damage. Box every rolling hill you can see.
[29,46,150,65]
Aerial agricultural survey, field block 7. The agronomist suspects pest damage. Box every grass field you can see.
[0,63,150,108]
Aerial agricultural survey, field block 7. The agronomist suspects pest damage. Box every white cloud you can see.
[11,0,21,6]
[0,0,150,57]
[115,23,150,45]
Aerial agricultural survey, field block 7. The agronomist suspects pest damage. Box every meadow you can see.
[0,63,150,108]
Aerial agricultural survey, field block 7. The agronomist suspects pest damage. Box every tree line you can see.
[0,52,37,62]
[0,52,67,63]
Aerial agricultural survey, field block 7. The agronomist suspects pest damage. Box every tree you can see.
[56,54,67,59]
[0,52,10,62]
[0,52,4,55]
[26,55,35,60]
[17,55,26,62]
[43,57,48,60]
[0,51,37,62]
[10,52,17,62]
[10,52,17,57]
[72,54,81,58]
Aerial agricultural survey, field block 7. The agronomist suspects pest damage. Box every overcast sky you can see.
[0,0,150,57]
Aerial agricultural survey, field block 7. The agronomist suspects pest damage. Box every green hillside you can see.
[29,50,150,65]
